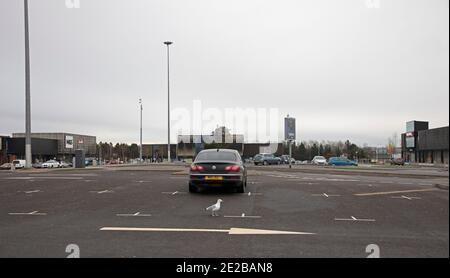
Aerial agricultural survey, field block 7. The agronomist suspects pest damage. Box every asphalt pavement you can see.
[0,165,448,257]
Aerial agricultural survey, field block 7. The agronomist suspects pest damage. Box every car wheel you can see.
[189,183,198,193]
[236,182,245,193]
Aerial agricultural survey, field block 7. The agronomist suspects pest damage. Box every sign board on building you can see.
[284,117,296,141]
[406,137,415,149]
[65,135,74,149]
[78,139,84,144]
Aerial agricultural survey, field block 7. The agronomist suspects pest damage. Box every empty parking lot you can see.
[0,165,448,257]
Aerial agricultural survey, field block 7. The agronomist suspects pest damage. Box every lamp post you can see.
[139,98,143,162]
[164,41,173,163]
[24,0,32,168]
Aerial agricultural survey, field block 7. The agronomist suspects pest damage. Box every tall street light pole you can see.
[24,0,32,168]
[139,98,143,162]
[164,41,173,163]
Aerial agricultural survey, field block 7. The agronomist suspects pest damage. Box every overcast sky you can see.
[0,0,448,146]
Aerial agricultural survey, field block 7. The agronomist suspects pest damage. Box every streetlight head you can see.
[164,41,173,45]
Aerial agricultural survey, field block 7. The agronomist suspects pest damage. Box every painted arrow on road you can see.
[100,227,315,235]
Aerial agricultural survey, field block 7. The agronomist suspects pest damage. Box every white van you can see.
[12,160,26,169]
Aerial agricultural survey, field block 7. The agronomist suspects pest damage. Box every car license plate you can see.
[204,176,223,181]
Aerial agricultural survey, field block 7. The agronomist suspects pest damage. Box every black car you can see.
[253,153,281,165]
[189,149,247,193]
[389,158,405,166]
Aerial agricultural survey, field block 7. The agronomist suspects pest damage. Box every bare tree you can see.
[387,133,398,158]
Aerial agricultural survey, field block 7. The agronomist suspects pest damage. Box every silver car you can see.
[311,156,327,165]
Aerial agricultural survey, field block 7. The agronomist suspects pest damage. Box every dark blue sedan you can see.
[328,157,358,166]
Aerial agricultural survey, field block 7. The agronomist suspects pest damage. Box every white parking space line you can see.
[162,191,188,195]
[135,180,152,183]
[90,190,114,194]
[391,195,422,200]
[17,190,42,194]
[9,211,47,216]
[248,181,261,184]
[4,177,83,180]
[100,227,315,235]
[245,192,263,196]
[303,177,360,182]
[223,216,262,218]
[334,216,375,222]
[358,183,375,187]
[116,212,152,217]
[312,193,341,198]
[32,173,98,177]
[224,213,261,219]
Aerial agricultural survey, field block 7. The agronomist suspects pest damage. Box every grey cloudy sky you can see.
[1,0,448,146]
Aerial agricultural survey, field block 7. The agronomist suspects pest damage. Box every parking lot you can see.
[0,165,448,257]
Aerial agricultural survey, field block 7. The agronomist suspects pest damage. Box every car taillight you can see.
[190,164,204,171]
[225,165,240,171]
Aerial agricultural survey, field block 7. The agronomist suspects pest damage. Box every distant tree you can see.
[294,142,307,160]
[310,142,319,159]
[386,133,398,158]
[129,143,139,159]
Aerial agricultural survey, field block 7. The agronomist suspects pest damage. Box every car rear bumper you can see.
[189,174,244,188]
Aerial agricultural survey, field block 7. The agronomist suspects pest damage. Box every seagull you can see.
[206,199,223,216]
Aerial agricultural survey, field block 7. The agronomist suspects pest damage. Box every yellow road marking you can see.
[354,188,438,196]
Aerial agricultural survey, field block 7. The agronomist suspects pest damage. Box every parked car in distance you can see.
[328,157,358,166]
[253,153,281,165]
[32,162,43,168]
[311,156,327,165]
[59,161,73,168]
[244,157,253,164]
[42,160,60,168]
[12,160,26,169]
[280,155,295,164]
[189,148,247,193]
[0,163,12,170]
[389,158,405,166]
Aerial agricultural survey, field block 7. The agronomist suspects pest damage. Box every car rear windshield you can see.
[195,151,238,162]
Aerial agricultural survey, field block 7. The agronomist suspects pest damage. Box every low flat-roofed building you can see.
[6,137,58,162]
[11,132,96,161]
[401,121,449,164]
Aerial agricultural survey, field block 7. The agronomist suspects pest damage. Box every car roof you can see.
[198,148,239,153]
